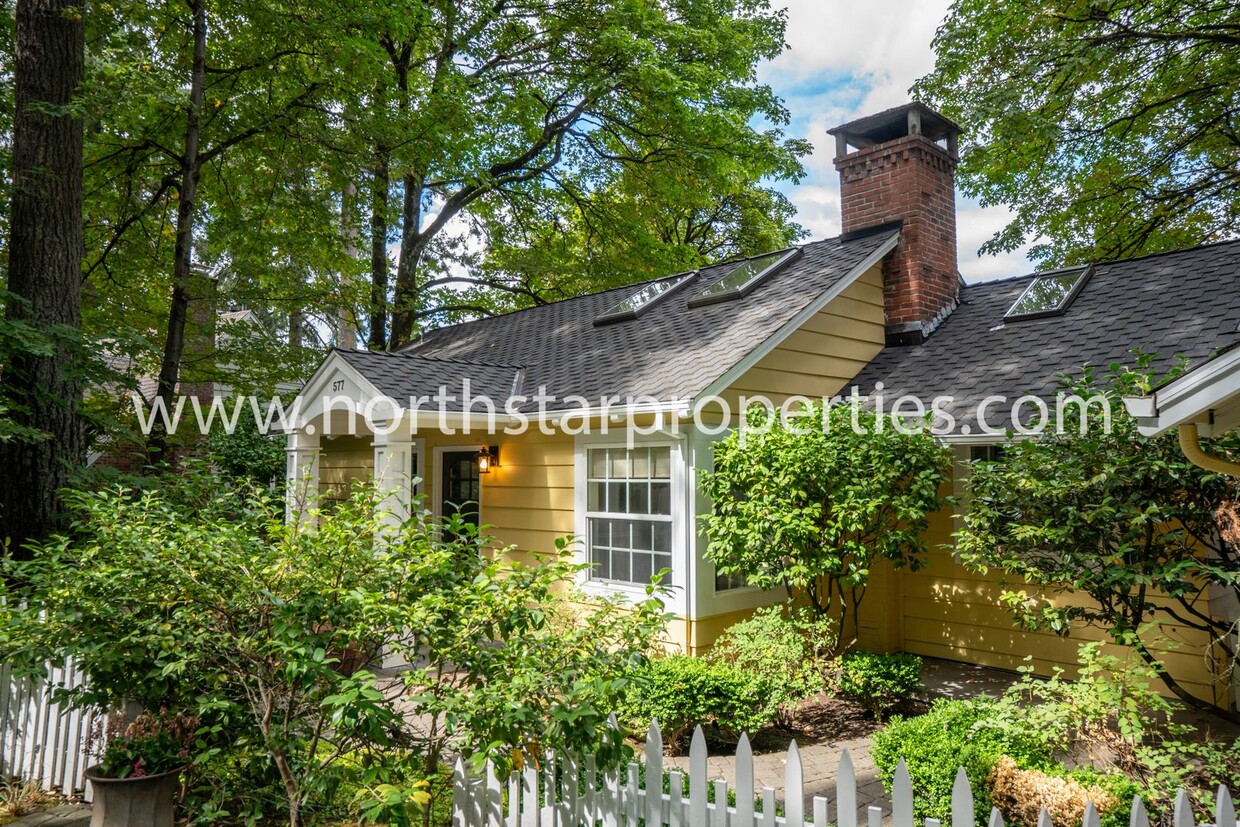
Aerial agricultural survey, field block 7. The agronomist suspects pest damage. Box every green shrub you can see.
[619,655,777,748]
[871,698,1051,824]
[708,605,834,713]
[838,651,923,718]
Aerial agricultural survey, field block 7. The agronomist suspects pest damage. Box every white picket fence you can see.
[451,720,1238,827]
[0,658,98,799]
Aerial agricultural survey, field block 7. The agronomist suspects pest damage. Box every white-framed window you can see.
[585,445,674,585]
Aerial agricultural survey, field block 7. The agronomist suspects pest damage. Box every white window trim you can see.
[574,433,687,616]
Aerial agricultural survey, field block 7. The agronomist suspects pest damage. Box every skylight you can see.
[593,272,695,326]
[1004,265,1092,320]
[688,248,803,308]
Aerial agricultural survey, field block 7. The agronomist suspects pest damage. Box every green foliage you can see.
[206,412,287,488]
[956,360,1240,715]
[96,710,199,779]
[700,403,952,651]
[838,652,923,719]
[977,643,1180,765]
[618,655,778,748]
[708,605,834,714]
[872,698,1051,824]
[914,0,1240,266]
[3,475,668,826]
[875,642,1236,827]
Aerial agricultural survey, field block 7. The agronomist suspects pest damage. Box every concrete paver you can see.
[6,804,91,827]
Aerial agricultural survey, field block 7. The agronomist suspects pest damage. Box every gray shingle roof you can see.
[850,240,1240,434]
[335,351,523,403]
[339,231,896,411]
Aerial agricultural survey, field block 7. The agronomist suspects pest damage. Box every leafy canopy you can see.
[914,0,1240,266]
[699,403,952,652]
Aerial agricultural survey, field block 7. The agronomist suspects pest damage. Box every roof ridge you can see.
[963,237,1240,289]
[340,348,523,370]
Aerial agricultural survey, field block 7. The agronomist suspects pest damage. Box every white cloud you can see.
[765,0,1037,282]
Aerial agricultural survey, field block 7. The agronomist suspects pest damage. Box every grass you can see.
[0,778,63,824]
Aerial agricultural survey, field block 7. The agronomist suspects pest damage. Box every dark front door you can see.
[441,450,481,531]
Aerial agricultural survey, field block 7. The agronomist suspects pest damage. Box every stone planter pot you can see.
[85,764,183,827]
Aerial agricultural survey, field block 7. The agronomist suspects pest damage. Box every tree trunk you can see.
[368,149,389,350]
[0,0,86,558]
[390,171,423,347]
[337,182,358,350]
[1131,631,1240,725]
[149,0,207,464]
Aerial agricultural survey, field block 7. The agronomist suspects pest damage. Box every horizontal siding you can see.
[419,429,576,555]
[319,435,374,501]
[861,460,1229,705]
[721,265,885,408]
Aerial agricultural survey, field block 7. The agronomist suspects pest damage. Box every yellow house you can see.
[287,103,1240,711]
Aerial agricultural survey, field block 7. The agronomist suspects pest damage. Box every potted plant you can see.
[85,710,198,827]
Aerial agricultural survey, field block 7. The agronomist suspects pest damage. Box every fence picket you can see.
[736,732,754,827]
[988,808,1004,827]
[669,771,685,827]
[584,756,598,827]
[893,759,914,827]
[601,761,618,827]
[689,727,707,827]
[837,747,856,827]
[561,755,577,827]
[453,758,469,827]
[870,804,883,827]
[814,796,829,827]
[1174,790,1194,827]
[624,762,639,827]
[1217,784,1236,827]
[760,788,777,827]
[523,763,540,827]
[1037,807,1053,827]
[952,768,974,827]
[712,779,728,827]
[785,740,804,827]
[1083,801,1100,827]
[544,753,558,827]
[508,770,521,827]
[647,722,664,827]
[486,762,502,827]
[1129,796,1150,827]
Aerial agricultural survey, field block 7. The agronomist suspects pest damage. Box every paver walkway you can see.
[6,804,91,827]
[660,658,1024,820]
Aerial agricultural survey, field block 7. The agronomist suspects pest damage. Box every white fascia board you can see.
[1124,346,1240,436]
[290,351,387,430]
[693,231,899,403]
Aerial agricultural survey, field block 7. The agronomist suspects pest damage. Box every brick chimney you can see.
[829,102,962,346]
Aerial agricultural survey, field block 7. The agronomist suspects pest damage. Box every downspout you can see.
[1178,423,1240,477]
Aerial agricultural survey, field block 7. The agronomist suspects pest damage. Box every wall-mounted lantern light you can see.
[477,446,499,474]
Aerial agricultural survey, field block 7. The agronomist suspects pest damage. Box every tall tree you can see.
[0,0,86,555]
[347,0,804,346]
[914,0,1240,266]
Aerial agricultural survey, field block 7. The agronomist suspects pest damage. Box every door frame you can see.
[430,444,490,524]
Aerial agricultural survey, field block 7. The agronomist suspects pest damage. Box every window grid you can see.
[586,446,673,585]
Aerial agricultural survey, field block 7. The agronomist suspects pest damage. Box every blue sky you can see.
[758,0,1035,282]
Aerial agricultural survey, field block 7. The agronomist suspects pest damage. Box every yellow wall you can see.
[719,264,886,409]
[319,435,373,502]
[412,427,575,555]
[867,455,1228,706]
